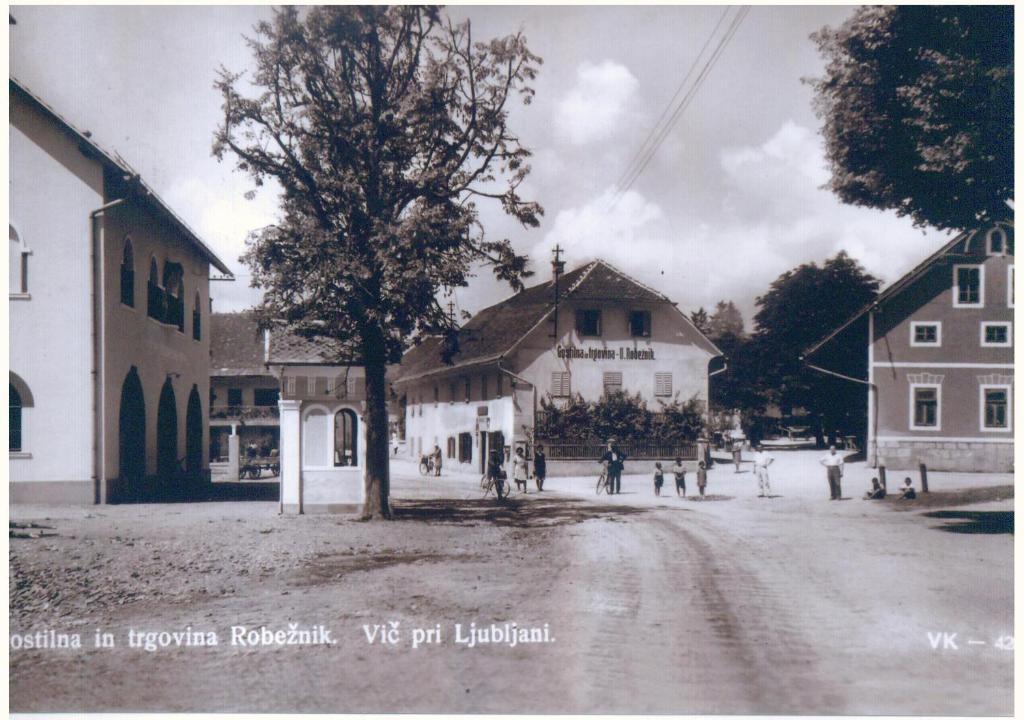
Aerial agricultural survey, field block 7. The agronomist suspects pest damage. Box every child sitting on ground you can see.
[653,462,664,497]
[673,457,686,497]
[899,477,917,500]
[863,477,886,500]
[696,460,707,498]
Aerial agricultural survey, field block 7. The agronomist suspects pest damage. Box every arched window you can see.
[987,227,1008,256]
[9,372,33,453]
[147,258,163,320]
[120,238,135,307]
[303,408,328,467]
[10,384,22,451]
[9,225,28,295]
[334,409,358,467]
[192,292,202,341]
[163,262,184,332]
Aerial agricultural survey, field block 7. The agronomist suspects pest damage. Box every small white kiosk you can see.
[267,333,366,514]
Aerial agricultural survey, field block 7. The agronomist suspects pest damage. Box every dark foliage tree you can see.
[809,5,1013,231]
[652,396,706,443]
[751,251,880,443]
[689,307,710,336]
[707,300,744,341]
[214,7,543,518]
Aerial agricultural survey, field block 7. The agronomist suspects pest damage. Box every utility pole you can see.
[550,244,565,341]
[447,300,456,328]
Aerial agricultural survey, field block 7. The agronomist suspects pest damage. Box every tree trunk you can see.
[361,333,392,520]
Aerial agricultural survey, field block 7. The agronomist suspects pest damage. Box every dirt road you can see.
[9,457,1013,714]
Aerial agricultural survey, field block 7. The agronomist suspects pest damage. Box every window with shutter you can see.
[551,371,570,397]
[603,372,623,396]
[655,372,673,397]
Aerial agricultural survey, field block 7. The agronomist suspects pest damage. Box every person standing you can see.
[731,438,743,473]
[696,460,708,497]
[672,457,687,497]
[601,438,627,494]
[512,446,529,493]
[533,444,547,491]
[819,445,844,500]
[752,444,773,498]
[653,462,664,496]
[431,443,443,476]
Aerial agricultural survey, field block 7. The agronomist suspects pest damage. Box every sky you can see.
[9,4,951,330]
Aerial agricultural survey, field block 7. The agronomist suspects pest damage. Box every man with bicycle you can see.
[600,438,627,494]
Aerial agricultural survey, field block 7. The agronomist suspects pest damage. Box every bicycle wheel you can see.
[419,460,429,476]
[596,473,608,495]
[480,474,490,491]
[496,479,511,500]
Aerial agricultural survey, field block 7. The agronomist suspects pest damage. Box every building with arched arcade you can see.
[9,78,231,503]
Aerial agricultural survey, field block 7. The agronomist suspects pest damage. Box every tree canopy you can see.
[214,6,543,518]
[711,253,879,443]
[809,5,1013,231]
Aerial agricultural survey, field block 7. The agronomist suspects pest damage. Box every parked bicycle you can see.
[481,472,511,500]
[419,454,439,476]
[596,466,611,495]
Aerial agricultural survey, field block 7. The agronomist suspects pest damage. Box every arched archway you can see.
[118,368,146,497]
[185,385,203,477]
[156,378,178,483]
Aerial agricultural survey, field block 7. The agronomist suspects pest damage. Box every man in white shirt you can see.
[819,445,844,500]
[752,444,773,498]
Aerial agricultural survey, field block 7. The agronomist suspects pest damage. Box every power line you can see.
[616,6,749,201]
[610,6,750,209]
[612,6,731,194]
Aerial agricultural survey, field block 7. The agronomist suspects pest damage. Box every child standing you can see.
[673,457,686,497]
[653,462,664,496]
[696,460,707,497]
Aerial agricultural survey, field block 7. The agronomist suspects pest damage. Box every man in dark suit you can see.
[600,438,627,494]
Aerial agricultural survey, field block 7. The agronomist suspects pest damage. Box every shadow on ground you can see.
[922,510,1014,534]
[392,495,647,528]
[887,485,1014,511]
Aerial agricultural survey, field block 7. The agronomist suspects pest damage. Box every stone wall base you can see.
[9,480,95,504]
[872,440,1013,473]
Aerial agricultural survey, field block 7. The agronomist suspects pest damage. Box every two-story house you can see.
[806,222,1014,472]
[10,78,232,503]
[395,259,721,475]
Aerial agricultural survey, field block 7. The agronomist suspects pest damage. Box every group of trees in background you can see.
[694,252,880,445]
[536,392,706,445]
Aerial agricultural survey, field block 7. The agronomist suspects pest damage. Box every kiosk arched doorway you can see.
[117,367,146,501]
[156,379,178,489]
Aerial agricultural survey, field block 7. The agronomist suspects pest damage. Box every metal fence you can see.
[210,405,280,421]
[540,441,697,461]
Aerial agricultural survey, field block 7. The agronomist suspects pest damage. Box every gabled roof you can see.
[266,331,361,366]
[10,77,231,275]
[804,222,1013,358]
[396,259,720,385]
[210,312,268,376]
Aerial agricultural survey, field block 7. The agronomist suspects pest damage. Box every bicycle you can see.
[419,455,438,476]
[481,473,511,500]
[596,468,611,495]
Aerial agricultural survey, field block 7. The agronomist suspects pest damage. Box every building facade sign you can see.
[556,345,656,361]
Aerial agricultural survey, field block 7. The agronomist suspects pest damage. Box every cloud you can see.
[521,120,949,329]
[163,175,280,274]
[554,60,639,145]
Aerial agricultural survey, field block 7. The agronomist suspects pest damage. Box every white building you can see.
[395,260,721,474]
[266,332,369,514]
[9,78,231,503]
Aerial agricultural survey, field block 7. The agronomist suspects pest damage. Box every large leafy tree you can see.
[809,5,1013,231]
[214,6,543,518]
[750,252,880,442]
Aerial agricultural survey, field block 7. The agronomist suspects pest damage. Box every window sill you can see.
[9,451,32,459]
[120,303,136,312]
[9,293,31,301]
